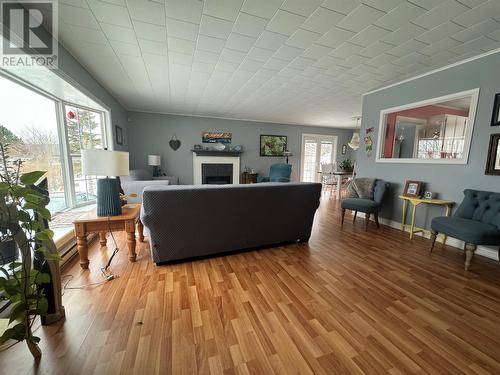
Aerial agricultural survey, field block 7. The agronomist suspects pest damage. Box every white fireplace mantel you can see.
[193,154,240,185]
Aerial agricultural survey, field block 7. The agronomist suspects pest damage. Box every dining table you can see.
[318,170,352,200]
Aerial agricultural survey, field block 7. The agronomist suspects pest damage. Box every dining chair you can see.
[320,163,336,195]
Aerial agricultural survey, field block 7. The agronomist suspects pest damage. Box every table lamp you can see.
[82,149,129,217]
[283,150,293,164]
[148,154,161,177]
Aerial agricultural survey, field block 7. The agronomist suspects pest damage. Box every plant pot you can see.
[0,239,18,265]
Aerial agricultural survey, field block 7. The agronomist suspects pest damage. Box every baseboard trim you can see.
[355,212,499,261]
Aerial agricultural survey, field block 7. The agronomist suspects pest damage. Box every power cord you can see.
[63,216,122,291]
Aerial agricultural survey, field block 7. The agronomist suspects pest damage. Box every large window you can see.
[0,74,108,213]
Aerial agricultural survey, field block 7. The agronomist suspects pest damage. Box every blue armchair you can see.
[341,179,389,231]
[257,163,292,183]
[431,189,500,271]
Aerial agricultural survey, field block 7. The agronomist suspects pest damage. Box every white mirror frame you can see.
[375,88,480,164]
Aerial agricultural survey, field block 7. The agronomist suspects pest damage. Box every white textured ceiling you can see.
[55,0,500,128]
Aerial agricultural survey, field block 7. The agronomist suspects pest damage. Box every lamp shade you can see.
[348,133,360,150]
[82,149,129,177]
[148,154,161,166]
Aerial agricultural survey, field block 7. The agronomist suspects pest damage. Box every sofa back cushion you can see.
[373,179,389,204]
[454,189,500,229]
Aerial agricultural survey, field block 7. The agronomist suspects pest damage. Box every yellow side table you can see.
[399,195,454,243]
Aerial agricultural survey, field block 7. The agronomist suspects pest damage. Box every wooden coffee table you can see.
[73,204,144,269]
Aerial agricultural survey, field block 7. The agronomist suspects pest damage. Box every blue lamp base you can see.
[97,177,122,217]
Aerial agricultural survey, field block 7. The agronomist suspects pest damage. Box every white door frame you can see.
[300,133,338,182]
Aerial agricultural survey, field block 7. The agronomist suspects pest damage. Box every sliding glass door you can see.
[300,134,337,182]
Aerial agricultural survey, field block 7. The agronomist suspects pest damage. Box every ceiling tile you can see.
[169,51,193,65]
[197,35,226,53]
[415,21,464,44]
[138,38,168,55]
[199,15,233,39]
[374,2,426,31]
[386,39,428,57]
[255,31,288,49]
[220,48,246,63]
[225,33,256,52]
[133,20,167,42]
[168,37,195,54]
[329,42,363,58]
[413,0,468,30]
[247,47,274,62]
[194,49,220,64]
[281,0,323,17]
[336,4,385,33]
[301,44,332,59]
[126,0,165,26]
[285,29,321,49]
[349,25,391,47]
[165,0,202,24]
[316,27,356,48]
[274,45,303,61]
[301,7,345,34]
[321,0,362,15]
[60,4,100,29]
[266,10,306,36]
[453,0,500,27]
[381,23,427,45]
[204,0,244,22]
[241,0,282,19]
[363,0,405,12]
[233,12,268,37]
[264,57,289,70]
[451,19,500,43]
[110,40,141,56]
[167,18,199,41]
[100,22,136,43]
[87,0,132,28]
[66,24,108,44]
[419,37,462,55]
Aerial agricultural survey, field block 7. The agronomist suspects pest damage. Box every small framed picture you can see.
[403,180,423,197]
[341,144,347,155]
[485,133,500,175]
[491,93,500,126]
[115,125,123,145]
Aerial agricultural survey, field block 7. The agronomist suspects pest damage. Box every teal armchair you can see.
[431,189,500,271]
[257,163,292,183]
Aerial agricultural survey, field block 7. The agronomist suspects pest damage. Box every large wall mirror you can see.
[376,89,479,164]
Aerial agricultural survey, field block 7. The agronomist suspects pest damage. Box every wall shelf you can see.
[191,149,243,157]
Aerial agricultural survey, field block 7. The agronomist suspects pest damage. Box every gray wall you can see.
[127,112,356,185]
[358,52,500,229]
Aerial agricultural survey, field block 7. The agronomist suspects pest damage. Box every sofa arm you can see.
[153,175,179,185]
[257,176,270,183]
[271,177,290,182]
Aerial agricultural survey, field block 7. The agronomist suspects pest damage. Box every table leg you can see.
[127,230,137,262]
[410,204,417,239]
[99,231,107,247]
[137,220,144,242]
[401,200,407,231]
[441,204,451,245]
[76,235,89,269]
[336,175,341,200]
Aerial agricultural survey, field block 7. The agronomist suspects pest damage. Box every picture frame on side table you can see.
[491,93,500,126]
[403,180,423,197]
[115,125,123,145]
[485,133,500,175]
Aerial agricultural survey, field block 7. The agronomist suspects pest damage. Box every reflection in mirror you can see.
[377,90,479,163]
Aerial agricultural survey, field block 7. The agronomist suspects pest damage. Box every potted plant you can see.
[0,142,60,358]
[339,159,354,172]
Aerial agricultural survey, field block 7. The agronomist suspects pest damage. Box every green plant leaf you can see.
[37,207,51,221]
[18,210,31,222]
[20,171,46,185]
[9,301,27,323]
[35,272,51,284]
[37,297,48,314]
[35,229,54,241]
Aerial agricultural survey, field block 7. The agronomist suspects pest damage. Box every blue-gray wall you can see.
[358,52,500,228]
[127,112,356,185]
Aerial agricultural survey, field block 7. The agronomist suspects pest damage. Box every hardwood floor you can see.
[2,195,500,374]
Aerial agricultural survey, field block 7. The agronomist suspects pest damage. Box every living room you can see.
[1,0,500,374]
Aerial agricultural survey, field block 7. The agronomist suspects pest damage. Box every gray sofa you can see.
[141,182,322,264]
[120,169,179,203]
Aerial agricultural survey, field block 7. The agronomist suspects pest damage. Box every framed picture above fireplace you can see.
[260,135,287,156]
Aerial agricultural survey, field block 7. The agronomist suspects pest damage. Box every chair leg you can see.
[341,208,346,226]
[353,211,357,222]
[430,230,438,252]
[365,213,370,231]
[464,243,476,271]
[374,213,380,229]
